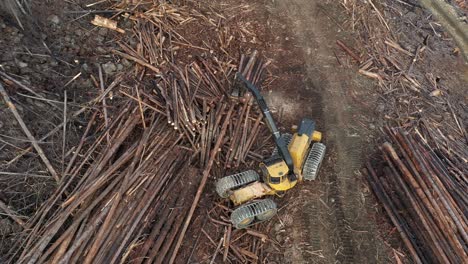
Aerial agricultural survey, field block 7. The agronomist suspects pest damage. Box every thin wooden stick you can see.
[6,107,87,166]
[0,82,60,182]
[0,199,26,228]
[169,104,234,264]
[135,86,146,128]
[223,225,232,262]
[366,164,423,264]
[112,50,160,74]
[0,70,62,111]
[61,90,67,173]
[98,65,110,144]
[336,40,361,63]
[210,237,224,264]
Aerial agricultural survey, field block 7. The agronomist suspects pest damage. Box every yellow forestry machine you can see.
[215,73,327,229]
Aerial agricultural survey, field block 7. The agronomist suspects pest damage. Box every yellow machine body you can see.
[230,158,300,206]
[224,127,322,207]
[254,128,323,193]
[220,75,328,229]
[230,181,275,205]
[289,133,311,179]
[288,130,322,180]
[260,159,297,191]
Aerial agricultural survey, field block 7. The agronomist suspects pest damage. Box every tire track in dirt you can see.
[266,0,358,262]
[263,0,391,263]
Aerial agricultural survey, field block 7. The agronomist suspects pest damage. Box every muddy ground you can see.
[0,0,466,263]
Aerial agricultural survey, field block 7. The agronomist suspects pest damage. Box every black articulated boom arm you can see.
[236,73,295,174]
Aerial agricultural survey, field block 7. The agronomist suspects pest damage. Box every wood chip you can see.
[91,15,125,33]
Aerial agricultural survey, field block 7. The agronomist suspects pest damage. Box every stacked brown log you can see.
[6,1,275,263]
[366,125,467,263]
[8,69,264,263]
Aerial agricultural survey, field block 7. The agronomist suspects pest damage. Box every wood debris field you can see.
[0,0,466,263]
[1,1,281,263]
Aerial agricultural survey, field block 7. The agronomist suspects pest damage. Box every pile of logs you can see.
[338,2,467,262]
[366,124,467,263]
[176,55,280,263]
[6,0,275,261]
[10,108,198,263]
[9,56,271,263]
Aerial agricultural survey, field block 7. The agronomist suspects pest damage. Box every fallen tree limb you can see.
[0,82,60,182]
[169,104,235,264]
[0,199,26,228]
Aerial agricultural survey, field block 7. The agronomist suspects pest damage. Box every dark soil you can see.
[0,0,128,259]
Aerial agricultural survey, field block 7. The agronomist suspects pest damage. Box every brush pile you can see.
[339,0,468,263]
[177,55,283,263]
[366,123,467,263]
[340,0,466,127]
[7,1,276,263]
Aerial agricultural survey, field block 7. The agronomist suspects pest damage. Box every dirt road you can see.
[261,1,392,263]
